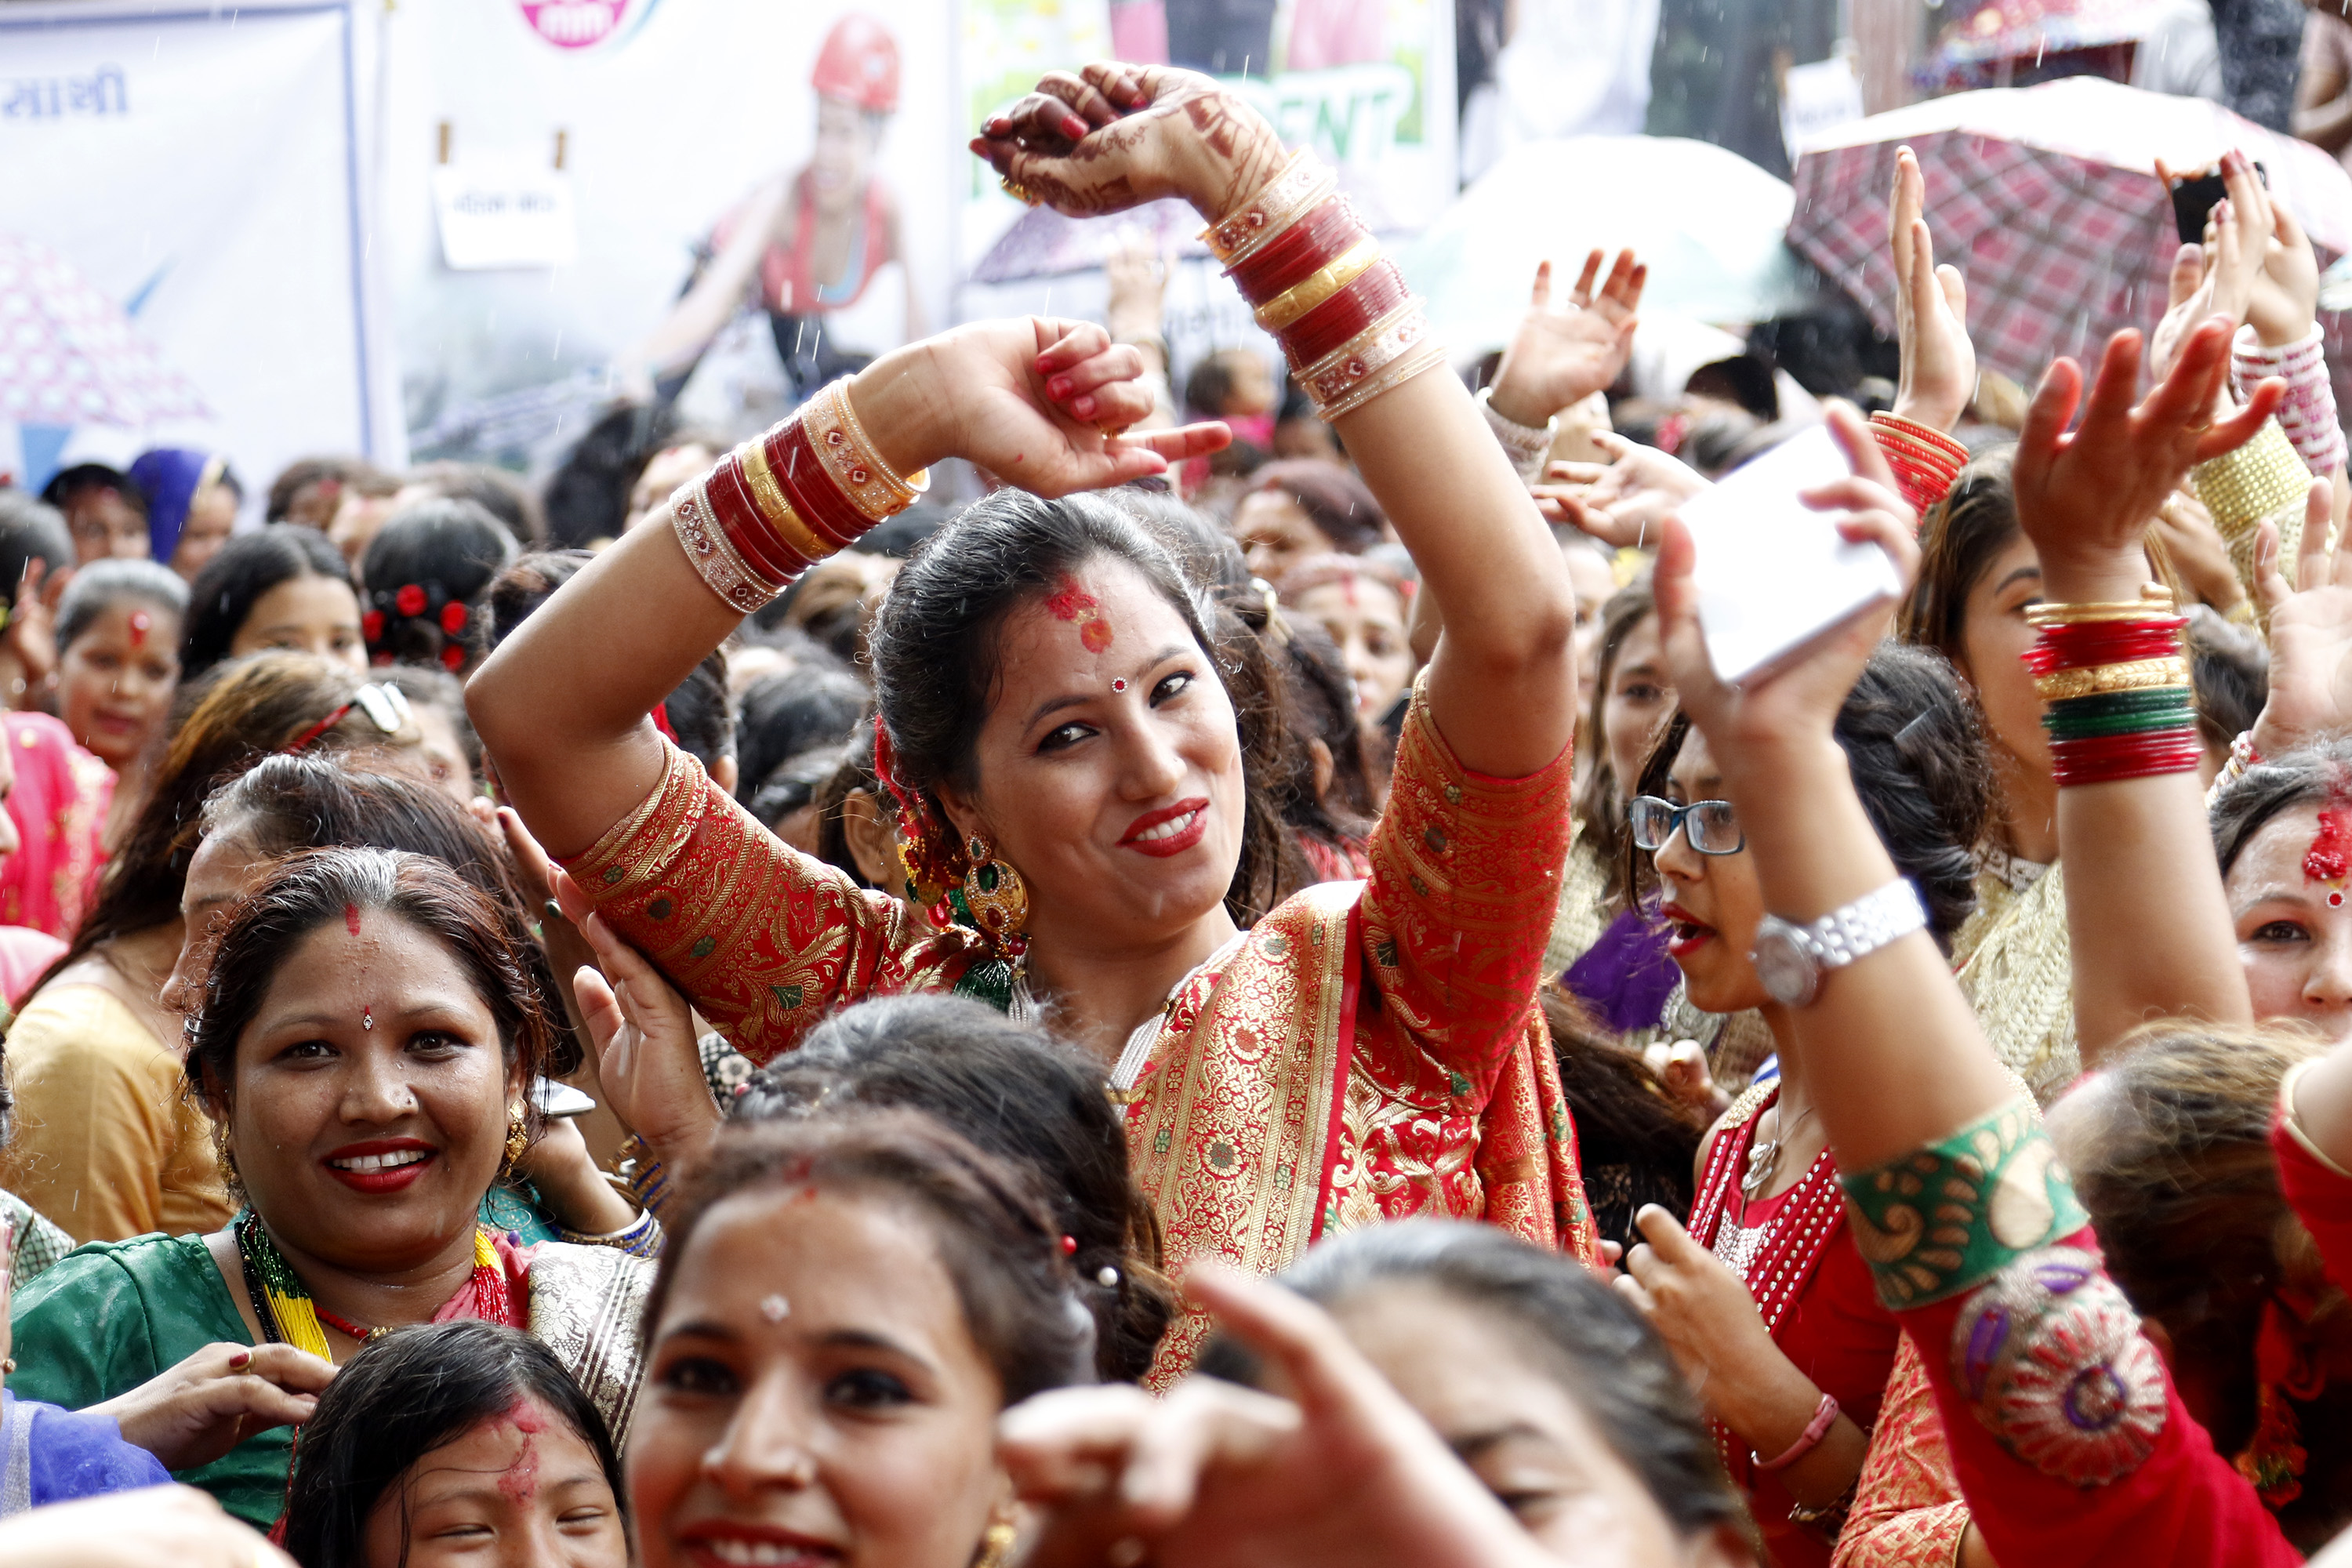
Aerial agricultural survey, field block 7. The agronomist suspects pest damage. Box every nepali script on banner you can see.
[0,0,401,494]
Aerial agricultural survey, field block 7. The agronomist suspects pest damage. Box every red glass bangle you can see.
[704,456,804,584]
[765,419,874,550]
[2023,619,2187,675]
[2049,728,2203,787]
[1228,196,1369,303]
[1282,260,1410,370]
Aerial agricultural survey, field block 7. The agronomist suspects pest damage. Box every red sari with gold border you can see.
[563,688,1600,1379]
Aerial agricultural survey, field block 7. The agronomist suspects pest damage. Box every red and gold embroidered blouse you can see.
[564,688,1600,1377]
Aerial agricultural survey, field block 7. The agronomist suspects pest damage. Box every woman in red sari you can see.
[1650,296,2305,1567]
[470,64,1596,1380]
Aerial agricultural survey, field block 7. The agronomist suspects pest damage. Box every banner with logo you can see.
[0,0,400,496]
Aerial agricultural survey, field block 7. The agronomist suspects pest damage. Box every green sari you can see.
[5,1230,650,1532]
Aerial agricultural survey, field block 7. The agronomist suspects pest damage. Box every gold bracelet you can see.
[1203,149,1336,267]
[670,477,783,615]
[2023,590,2177,626]
[1252,237,1381,332]
[738,438,842,565]
[826,378,930,506]
[1296,301,1432,418]
[2032,656,2190,702]
[1319,336,1449,423]
[2192,419,2310,539]
[804,380,924,524]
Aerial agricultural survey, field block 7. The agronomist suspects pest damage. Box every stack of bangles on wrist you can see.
[1867,412,1969,516]
[669,378,928,612]
[1202,150,1446,421]
[2235,325,2346,477]
[2024,591,2201,786]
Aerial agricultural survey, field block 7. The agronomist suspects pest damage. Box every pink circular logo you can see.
[517,0,629,49]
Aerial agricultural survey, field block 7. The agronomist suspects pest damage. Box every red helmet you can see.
[812,14,899,113]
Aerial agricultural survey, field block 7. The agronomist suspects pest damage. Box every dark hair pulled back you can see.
[1628,643,1991,948]
[358,498,517,672]
[731,993,1173,1381]
[2210,738,2352,880]
[281,1320,623,1568]
[186,847,554,1138]
[1198,1219,1754,1548]
[646,1110,1096,1405]
[871,490,1284,925]
[180,524,355,681]
[1898,444,2020,669]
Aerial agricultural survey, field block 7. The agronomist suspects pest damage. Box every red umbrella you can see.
[0,234,210,427]
[1788,76,2352,395]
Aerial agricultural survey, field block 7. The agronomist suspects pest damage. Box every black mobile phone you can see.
[2170,161,2268,244]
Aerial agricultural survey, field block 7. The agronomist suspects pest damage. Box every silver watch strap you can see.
[1789,879,1927,971]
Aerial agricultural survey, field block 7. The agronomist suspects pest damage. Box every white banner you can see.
[0,0,401,497]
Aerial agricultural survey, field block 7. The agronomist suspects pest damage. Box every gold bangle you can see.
[669,477,784,615]
[805,380,922,524]
[1296,301,1431,417]
[2032,657,2190,702]
[2024,592,2178,626]
[1202,149,1336,267]
[2192,419,2310,538]
[1318,336,1449,423]
[737,440,840,565]
[1252,236,1381,332]
[828,378,928,504]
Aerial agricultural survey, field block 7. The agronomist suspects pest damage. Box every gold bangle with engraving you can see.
[1319,336,1449,423]
[2032,656,2190,702]
[804,381,921,524]
[736,440,840,566]
[1253,237,1382,333]
[669,477,783,615]
[1203,150,1336,268]
[2024,593,2180,627]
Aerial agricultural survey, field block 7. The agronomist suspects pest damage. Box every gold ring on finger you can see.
[1000,175,1039,207]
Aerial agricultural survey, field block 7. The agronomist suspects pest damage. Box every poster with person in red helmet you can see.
[626,12,920,408]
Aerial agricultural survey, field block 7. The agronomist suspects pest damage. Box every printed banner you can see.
[0,0,400,495]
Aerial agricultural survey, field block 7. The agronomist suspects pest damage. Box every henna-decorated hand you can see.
[854,318,1229,495]
[1486,251,1645,428]
[2014,321,2280,604]
[1889,146,1975,434]
[969,63,1287,223]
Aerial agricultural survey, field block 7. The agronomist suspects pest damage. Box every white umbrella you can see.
[1396,135,1812,363]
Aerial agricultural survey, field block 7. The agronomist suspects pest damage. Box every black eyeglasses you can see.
[1628,796,1745,856]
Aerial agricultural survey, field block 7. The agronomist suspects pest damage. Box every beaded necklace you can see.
[234,1210,517,1361]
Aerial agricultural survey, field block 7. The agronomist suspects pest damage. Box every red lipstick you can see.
[1120,797,1210,858]
[321,1137,438,1195]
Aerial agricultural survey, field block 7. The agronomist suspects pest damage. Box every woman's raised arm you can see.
[466,318,1225,858]
[977,64,1578,779]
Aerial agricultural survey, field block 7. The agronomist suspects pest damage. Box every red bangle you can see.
[2023,619,2187,674]
[1282,259,1411,370]
[1754,1392,1839,1474]
[2049,728,2204,786]
[765,419,873,550]
[1229,196,1369,303]
[705,456,808,583]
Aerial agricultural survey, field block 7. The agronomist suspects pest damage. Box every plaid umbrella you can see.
[1788,75,2352,398]
[0,234,209,428]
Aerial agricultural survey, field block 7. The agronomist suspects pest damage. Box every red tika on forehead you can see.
[2305,776,2352,896]
[1045,576,1114,653]
[127,608,151,648]
[344,902,361,936]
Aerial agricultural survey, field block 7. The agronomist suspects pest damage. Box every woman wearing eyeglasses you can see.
[0,655,433,1246]
[1610,627,1991,1568]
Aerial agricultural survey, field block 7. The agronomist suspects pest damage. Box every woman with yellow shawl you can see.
[470,64,1598,1381]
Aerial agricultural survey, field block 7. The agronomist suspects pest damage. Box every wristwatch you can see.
[1750,878,1928,1008]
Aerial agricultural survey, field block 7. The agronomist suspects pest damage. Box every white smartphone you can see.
[1673,423,1904,686]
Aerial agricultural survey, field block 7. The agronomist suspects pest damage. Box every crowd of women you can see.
[0,57,2349,1568]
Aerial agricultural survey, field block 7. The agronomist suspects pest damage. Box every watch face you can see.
[1751,926,1818,1007]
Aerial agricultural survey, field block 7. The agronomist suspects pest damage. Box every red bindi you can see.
[127,608,151,648]
[344,902,361,936]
